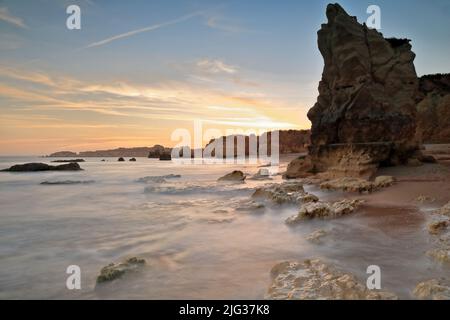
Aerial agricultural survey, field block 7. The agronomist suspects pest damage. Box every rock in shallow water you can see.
[1,162,82,172]
[320,176,395,193]
[266,259,397,300]
[252,181,318,205]
[218,170,246,182]
[96,257,146,284]
[286,199,364,224]
[413,279,450,300]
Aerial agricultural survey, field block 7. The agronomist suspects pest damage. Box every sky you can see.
[0,0,449,155]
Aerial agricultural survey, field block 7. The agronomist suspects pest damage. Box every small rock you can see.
[218,170,246,182]
[416,195,436,203]
[129,158,137,162]
[306,229,329,244]
[428,220,450,235]
[96,257,146,284]
[374,176,395,188]
[118,157,125,162]
[320,178,374,193]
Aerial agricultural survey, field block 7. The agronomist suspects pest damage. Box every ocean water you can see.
[0,156,448,299]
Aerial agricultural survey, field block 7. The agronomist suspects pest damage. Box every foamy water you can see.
[0,157,448,299]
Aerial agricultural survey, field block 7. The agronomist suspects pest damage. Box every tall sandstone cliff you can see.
[287,3,422,179]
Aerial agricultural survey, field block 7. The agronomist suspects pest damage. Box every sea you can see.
[0,156,448,299]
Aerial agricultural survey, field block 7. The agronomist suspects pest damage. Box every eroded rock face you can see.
[289,4,420,179]
[266,259,397,300]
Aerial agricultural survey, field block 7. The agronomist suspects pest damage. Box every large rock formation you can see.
[288,4,421,178]
[416,74,450,144]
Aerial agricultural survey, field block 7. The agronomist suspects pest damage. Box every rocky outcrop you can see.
[266,259,397,300]
[288,4,421,179]
[1,162,82,172]
[96,257,146,284]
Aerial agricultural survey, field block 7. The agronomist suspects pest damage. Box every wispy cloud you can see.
[196,59,237,74]
[205,16,248,33]
[0,7,27,29]
[85,10,203,48]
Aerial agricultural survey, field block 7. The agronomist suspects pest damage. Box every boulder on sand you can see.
[118,157,125,162]
[218,170,246,182]
[1,162,82,172]
[129,158,137,162]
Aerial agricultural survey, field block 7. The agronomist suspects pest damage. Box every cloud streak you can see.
[85,10,203,48]
[0,7,27,28]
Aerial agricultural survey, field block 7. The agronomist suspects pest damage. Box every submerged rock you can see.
[218,170,246,182]
[320,176,395,193]
[438,202,450,217]
[252,181,318,205]
[413,279,450,300]
[286,199,364,224]
[266,259,397,300]
[1,162,82,172]
[427,249,450,264]
[306,229,329,244]
[96,257,146,284]
[248,168,273,181]
[137,174,181,183]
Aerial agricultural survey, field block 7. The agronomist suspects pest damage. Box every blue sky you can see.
[1,0,449,155]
